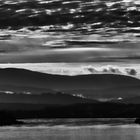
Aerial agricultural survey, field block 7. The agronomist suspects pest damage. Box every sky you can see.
[0,30,140,63]
[0,62,139,78]
[0,0,140,77]
[0,29,139,78]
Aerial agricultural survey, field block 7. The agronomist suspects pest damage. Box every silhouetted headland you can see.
[0,111,24,126]
[135,118,140,124]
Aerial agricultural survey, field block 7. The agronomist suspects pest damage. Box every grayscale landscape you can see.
[0,0,140,140]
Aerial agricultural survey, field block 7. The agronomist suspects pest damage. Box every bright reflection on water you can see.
[0,118,139,140]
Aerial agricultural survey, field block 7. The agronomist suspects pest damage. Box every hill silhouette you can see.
[0,68,139,99]
[0,68,139,118]
[0,92,96,105]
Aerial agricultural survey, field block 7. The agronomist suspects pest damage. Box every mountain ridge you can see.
[0,68,140,99]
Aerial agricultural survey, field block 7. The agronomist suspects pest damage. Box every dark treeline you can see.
[3,103,140,119]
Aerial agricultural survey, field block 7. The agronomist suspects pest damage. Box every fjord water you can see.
[0,119,139,140]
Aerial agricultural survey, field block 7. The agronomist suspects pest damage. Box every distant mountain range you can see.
[0,68,140,118]
[0,68,139,104]
[0,92,96,105]
[0,68,140,95]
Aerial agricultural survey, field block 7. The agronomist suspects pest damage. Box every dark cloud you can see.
[125,68,137,76]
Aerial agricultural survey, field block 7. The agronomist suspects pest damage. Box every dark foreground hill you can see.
[1,102,140,119]
[0,68,140,99]
[0,111,24,125]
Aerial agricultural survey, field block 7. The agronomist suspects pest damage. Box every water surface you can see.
[0,118,139,140]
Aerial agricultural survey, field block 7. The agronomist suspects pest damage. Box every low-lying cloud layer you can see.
[0,30,140,63]
[0,63,139,78]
